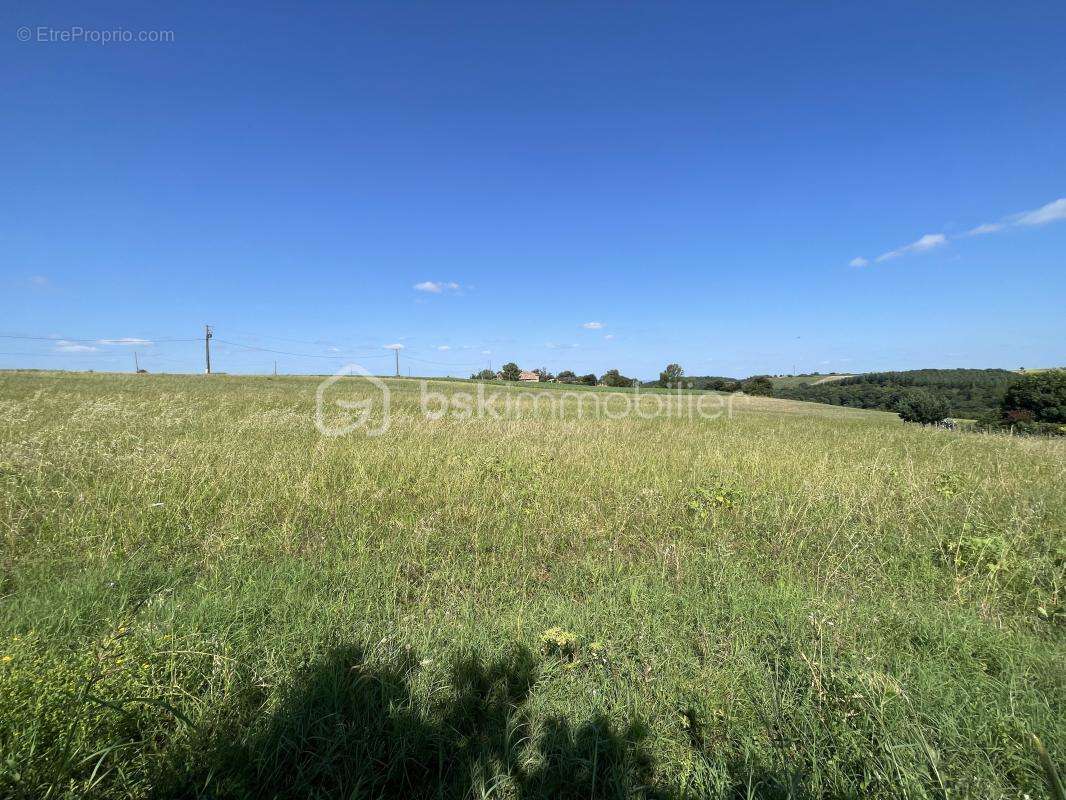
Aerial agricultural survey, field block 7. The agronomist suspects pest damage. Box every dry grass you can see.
[0,371,1063,798]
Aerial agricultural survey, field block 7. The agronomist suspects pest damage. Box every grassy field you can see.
[1,371,1063,799]
[770,375,856,389]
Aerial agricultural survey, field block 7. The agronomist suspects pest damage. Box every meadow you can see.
[0,371,1063,799]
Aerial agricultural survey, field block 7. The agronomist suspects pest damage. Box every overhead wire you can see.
[213,339,393,360]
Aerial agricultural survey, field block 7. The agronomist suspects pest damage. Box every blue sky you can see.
[2,1,1064,378]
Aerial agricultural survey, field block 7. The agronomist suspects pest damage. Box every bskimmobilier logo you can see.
[316,366,736,437]
[315,364,391,438]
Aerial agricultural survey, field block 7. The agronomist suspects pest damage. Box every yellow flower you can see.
[2,655,11,663]
[541,627,577,649]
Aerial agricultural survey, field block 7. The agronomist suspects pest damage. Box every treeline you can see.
[645,375,738,390]
[469,364,637,387]
[981,370,1066,435]
[469,362,775,395]
[775,369,1019,418]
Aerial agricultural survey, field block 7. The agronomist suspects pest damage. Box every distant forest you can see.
[773,369,1021,418]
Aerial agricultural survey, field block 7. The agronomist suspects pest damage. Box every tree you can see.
[470,369,496,381]
[659,363,684,388]
[740,376,773,396]
[600,369,634,388]
[579,374,598,386]
[999,370,1066,424]
[896,389,950,425]
[500,362,521,381]
[556,370,577,383]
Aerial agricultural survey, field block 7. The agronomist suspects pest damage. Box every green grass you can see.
[770,374,856,389]
[1,371,1063,799]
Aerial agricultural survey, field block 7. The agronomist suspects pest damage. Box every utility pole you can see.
[394,348,400,377]
[133,351,140,372]
[204,325,212,374]
[273,360,277,377]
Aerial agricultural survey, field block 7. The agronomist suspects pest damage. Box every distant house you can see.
[519,370,540,382]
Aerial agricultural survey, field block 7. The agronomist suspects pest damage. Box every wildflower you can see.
[2,655,11,663]
[541,627,579,661]
[540,627,577,649]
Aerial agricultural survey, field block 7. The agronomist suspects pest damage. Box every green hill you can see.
[774,368,1020,418]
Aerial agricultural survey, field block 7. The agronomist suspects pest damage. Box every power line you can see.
[405,354,483,367]
[0,350,125,358]
[213,339,392,360]
[2,329,491,373]
[219,327,384,351]
[0,333,199,343]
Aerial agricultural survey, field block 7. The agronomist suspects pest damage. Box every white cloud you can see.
[848,257,869,268]
[383,343,404,350]
[98,337,153,346]
[876,233,947,262]
[413,280,462,294]
[481,350,492,355]
[436,345,451,351]
[604,334,615,340]
[1013,197,1066,226]
[29,275,49,287]
[55,340,97,353]
[581,321,604,329]
[962,222,1003,237]
[545,342,579,349]
[863,197,1066,266]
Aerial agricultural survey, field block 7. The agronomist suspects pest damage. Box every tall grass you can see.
[0,371,1063,798]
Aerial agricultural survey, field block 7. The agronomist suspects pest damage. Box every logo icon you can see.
[315,363,391,437]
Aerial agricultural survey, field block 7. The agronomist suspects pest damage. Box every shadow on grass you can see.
[157,643,845,799]
[163,644,667,799]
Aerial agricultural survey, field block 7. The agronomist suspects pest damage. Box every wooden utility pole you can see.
[273,360,277,377]
[204,325,212,374]
[133,351,140,372]
[394,348,400,377]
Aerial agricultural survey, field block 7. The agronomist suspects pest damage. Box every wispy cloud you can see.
[851,196,1066,266]
[436,345,451,351]
[604,334,616,341]
[545,342,579,349]
[962,222,1003,237]
[55,340,97,353]
[581,321,604,329]
[876,233,947,262]
[383,343,404,350]
[29,275,49,287]
[1013,197,1066,226]
[98,337,153,346]
[413,280,461,294]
